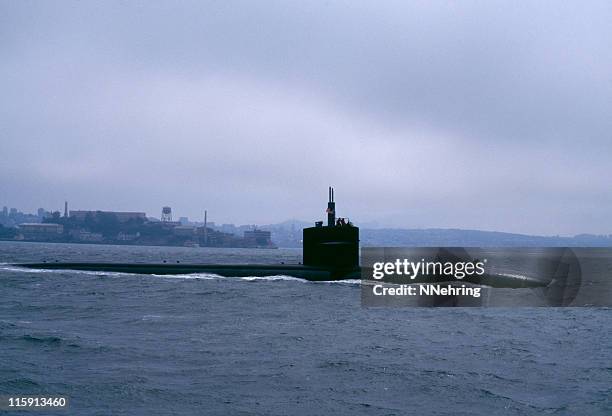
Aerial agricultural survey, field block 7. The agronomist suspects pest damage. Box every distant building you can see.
[69,230,104,242]
[220,223,237,234]
[69,210,146,223]
[179,216,189,225]
[173,226,196,236]
[18,223,64,241]
[160,221,182,227]
[243,229,274,248]
[117,231,140,241]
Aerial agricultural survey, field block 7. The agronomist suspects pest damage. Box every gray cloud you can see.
[1,1,611,235]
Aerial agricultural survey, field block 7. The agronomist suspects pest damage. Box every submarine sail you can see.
[303,186,359,270]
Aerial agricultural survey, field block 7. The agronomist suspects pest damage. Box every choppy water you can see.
[0,241,610,415]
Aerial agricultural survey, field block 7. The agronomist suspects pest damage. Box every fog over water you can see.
[2,1,611,235]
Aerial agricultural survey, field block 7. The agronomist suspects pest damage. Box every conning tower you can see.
[303,187,359,270]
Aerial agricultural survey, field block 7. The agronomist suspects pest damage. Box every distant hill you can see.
[361,228,612,247]
[263,221,612,248]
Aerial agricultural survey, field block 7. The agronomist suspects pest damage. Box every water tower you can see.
[161,206,172,222]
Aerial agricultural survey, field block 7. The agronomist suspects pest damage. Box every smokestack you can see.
[64,201,68,218]
[327,186,336,227]
[203,210,208,246]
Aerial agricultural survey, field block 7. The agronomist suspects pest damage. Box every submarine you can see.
[18,187,361,281]
[16,187,580,303]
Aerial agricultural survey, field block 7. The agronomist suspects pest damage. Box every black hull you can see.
[15,262,547,287]
[16,262,361,281]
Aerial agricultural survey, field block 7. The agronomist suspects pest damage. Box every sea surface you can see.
[0,241,610,415]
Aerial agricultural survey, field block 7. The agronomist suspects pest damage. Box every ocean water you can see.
[0,241,610,415]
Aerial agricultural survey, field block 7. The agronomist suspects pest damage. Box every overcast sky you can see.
[2,1,611,235]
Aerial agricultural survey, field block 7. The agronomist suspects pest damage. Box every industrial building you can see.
[172,226,196,237]
[243,229,274,248]
[1,204,277,249]
[18,223,64,241]
[69,210,146,223]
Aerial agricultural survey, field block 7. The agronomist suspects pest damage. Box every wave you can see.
[141,314,164,320]
[154,274,361,284]
[498,272,531,280]
[1,264,363,285]
[0,378,41,389]
[1,333,81,349]
[0,264,139,278]
[317,278,362,286]
[21,334,63,344]
[0,264,57,273]
[153,273,220,280]
[239,275,307,282]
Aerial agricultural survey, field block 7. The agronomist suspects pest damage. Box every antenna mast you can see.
[327,186,336,226]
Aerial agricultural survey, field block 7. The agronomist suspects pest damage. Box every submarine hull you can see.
[15,262,546,287]
[17,262,361,281]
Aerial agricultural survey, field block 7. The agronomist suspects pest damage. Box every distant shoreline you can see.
[0,239,279,250]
